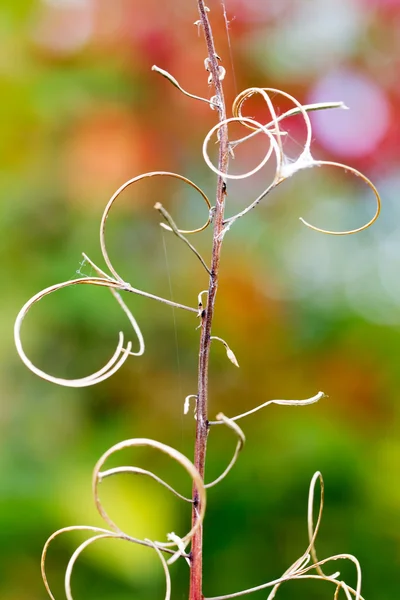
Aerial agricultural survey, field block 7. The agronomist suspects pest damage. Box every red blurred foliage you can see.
[63,104,151,207]
[315,350,388,427]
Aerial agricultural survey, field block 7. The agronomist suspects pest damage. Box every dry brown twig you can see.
[14,2,381,599]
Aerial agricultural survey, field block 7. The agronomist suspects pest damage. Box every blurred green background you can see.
[1,0,399,598]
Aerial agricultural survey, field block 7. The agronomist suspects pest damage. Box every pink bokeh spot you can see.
[309,69,390,158]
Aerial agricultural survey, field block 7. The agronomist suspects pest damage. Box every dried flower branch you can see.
[92,438,206,547]
[13,2,381,599]
[218,87,381,235]
[41,438,204,599]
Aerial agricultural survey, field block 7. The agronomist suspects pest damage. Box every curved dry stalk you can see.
[295,575,358,600]
[229,86,314,201]
[202,113,283,241]
[205,413,245,489]
[210,336,239,367]
[99,466,193,503]
[41,525,177,600]
[154,202,211,275]
[282,472,325,575]
[221,87,313,228]
[204,567,358,600]
[217,87,381,237]
[307,471,326,576]
[99,171,212,284]
[229,101,347,150]
[266,471,326,600]
[205,549,363,600]
[232,88,288,161]
[152,64,219,109]
[231,87,324,172]
[269,574,362,600]
[203,116,281,181]
[299,160,381,235]
[61,532,172,600]
[65,533,120,600]
[224,154,381,235]
[108,289,145,356]
[14,277,136,387]
[297,554,362,600]
[208,391,325,425]
[205,472,363,600]
[265,471,364,600]
[92,438,206,548]
[147,539,172,600]
[42,526,121,600]
[14,251,201,387]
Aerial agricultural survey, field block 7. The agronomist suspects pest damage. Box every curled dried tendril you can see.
[202,86,381,236]
[14,278,138,388]
[208,390,326,425]
[298,161,380,235]
[152,65,220,109]
[205,393,325,488]
[205,413,245,489]
[100,171,212,284]
[41,438,205,600]
[92,438,206,547]
[203,115,282,181]
[232,87,314,161]
[40,391,360,600]
[180,381,361,599]
[210,336,240,367]
[14,171,212,387]
[204,472,363,600]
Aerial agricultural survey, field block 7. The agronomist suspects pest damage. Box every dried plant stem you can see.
[190,3,229,600]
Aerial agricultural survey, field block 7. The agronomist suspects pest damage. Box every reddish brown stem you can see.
[189,3,229,600]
